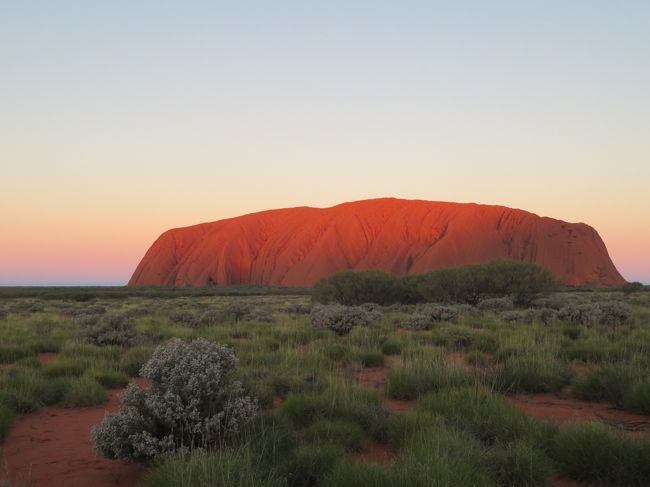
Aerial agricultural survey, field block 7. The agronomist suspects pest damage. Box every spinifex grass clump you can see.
[418,386,556,448]
[92,338,258,462]
[386,354,472,400]
[552,421,650,485]
[572,364,637,406]
[491,353,573,393]
[0,403,15,439]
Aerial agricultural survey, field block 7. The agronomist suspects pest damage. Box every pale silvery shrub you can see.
[282,302,312,314]
[477,297,514,312]
[417,304,472,323]
[558,301,629,327]
[401,313,432,330]
[92,338,258,462]
[309,304,380,335]
[79,312,142,347]
[169,310,197,326]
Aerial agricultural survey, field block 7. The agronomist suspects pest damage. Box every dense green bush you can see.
[313,260,555,306]
[312,270,404,305]
[622,281,645,294]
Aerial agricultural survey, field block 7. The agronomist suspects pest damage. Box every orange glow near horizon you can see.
[2,195,648,285]
[1,3,649,284]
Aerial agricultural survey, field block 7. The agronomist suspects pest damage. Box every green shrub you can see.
[353,350,385,367]
[323,343,346,361]
[483,441,554,486]
[429,326,496,352]
[303,419,365,451]
[0,345,33,364]
[572,365,637,406]
[0,389,42,413]
[418,387,556,448]
[561,324,581,340]
[0,366,71,410]
[282,384,387,435]
[380,339,401,355]
[396,420,494,486]
[281,443,346,487]
[465,350,489,367]
[142,449,287,487]
[60,377,108,407]
[552,422,648,485]
[85,368,130,389]
[119,346,154,376]
[622,281,645,294]
[281,393,329,427]
[313,270,403,305]
[491,355,573,393]
[623,381,650,414]
[313,260,555,306]
[322,462,399,487]
[386,362,472,400]
[0,403,15,439]
[39,377,72,405]
[413,260,555,305]
[44,358,88,378]
[561,340,626,362]
[15,356,44,368]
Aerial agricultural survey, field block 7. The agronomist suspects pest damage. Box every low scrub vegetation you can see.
[314,259,556,305]
[1,287,649,486]
[309,304,381,335]
[92,338,258,461]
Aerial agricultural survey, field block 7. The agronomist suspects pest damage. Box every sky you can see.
[1,1,649,285]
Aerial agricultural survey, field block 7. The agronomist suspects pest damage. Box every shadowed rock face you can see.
[129,198,625,287]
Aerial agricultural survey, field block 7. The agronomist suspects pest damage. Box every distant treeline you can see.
[312,260,559,306]
[0,285,310,301]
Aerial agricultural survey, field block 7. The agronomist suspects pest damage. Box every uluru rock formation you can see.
[129,198,625,288]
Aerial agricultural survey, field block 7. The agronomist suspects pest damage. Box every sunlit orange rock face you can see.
[129,198,625,288]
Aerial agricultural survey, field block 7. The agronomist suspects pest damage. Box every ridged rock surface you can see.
[129,198,625,287]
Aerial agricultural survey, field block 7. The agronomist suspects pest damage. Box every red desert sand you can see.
[1,380,148,487]
[129,197,625,288]
[510,392,650,436]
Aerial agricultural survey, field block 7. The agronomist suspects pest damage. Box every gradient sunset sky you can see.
[2,1,649,285]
